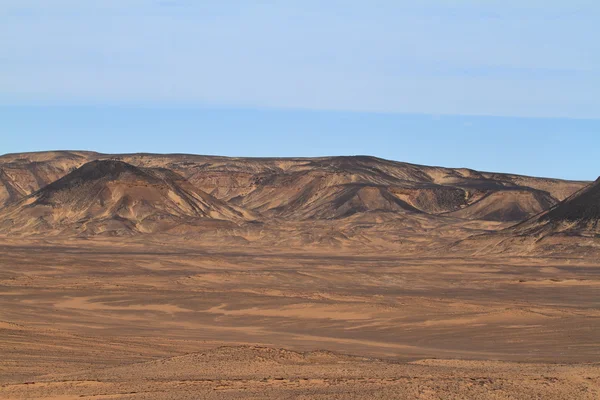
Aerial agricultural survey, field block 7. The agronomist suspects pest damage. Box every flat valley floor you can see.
[0,239,598,399]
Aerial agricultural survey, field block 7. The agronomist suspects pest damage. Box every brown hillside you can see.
[0,152,590,226]
[510,177,600,237]
[445,189,556,222]
[0,160,252,236]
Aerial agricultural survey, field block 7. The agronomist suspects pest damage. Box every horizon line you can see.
[1,149,593,183]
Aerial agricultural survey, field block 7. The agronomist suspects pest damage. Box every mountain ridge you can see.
[0,151,593,243]
[0,160,254,236]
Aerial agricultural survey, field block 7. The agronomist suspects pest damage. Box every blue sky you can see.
[1,1,599,180]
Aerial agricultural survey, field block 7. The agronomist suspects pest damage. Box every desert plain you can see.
[0,151,598,399]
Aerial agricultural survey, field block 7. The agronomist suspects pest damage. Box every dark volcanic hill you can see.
[509,177,600,237]
[0,151,97,207]
[0,152,590,232]
[168,155,584,221]
[0,160,253,236]
[444,190,556,222]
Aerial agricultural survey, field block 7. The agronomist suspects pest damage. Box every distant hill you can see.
[445,189,556,222]
[0,151,96,208]
[510,177,600,237]
[0,160,253,236]
[0,151,592,240]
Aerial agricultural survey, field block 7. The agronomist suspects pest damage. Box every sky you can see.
[1,0,599,180]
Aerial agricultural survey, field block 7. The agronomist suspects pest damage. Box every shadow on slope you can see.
[0,160,254,236]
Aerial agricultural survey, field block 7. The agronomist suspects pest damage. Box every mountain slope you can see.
[0,151,590,224]
[510,177,600,237]
[0,151,97,208]
[165,155,584,221]
[445,189,556,222]
[0,160,253,236]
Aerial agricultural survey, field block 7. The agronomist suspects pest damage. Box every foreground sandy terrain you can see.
[2,346,598,399]
[0,239,598,399]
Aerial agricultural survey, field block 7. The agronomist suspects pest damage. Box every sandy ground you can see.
[0,239,599,399]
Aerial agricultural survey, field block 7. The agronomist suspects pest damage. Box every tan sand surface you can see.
[0,239,598,399]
